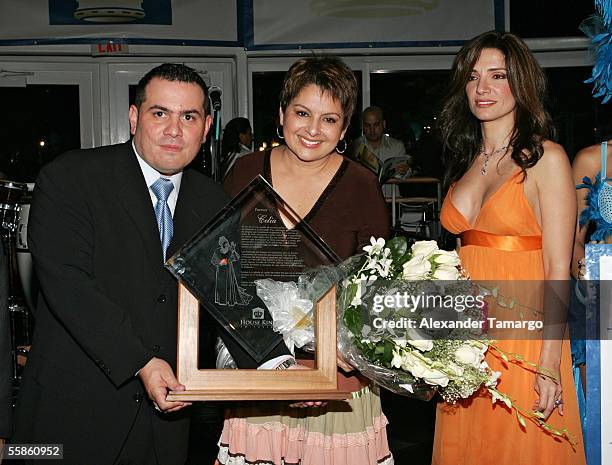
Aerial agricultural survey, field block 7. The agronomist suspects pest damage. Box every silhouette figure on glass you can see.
[212,236,251,306]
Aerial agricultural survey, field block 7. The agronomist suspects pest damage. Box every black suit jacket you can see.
[0,248,11,439]
[12,142,228,465]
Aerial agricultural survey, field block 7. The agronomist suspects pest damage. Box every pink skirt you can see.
[218,384,393,465]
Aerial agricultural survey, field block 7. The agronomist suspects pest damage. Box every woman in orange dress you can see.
[431,31,585,465]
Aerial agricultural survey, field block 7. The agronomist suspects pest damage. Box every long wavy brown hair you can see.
[439,31,554,188]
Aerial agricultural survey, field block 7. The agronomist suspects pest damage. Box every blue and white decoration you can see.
[585,244,612,465]
[48,0,172,25]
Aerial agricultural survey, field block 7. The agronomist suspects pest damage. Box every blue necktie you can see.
[150,177,174,260]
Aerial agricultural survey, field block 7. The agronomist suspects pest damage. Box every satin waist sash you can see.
[461,229,542,252]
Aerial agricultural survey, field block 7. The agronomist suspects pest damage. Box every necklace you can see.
[480,144,510,176]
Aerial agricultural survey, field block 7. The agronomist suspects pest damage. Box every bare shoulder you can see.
[540,140,570,164]
[530,140,571,177]
[572,142,602,178]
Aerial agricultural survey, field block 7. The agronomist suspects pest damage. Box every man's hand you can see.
[138,357,192,413]
[396,162,411,176]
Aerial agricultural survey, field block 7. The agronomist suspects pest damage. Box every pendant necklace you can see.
[480,145,510,176]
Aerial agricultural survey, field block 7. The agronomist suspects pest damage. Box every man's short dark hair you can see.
[134,63,210,115]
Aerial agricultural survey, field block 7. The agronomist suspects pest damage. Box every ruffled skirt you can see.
[218,385,393,465]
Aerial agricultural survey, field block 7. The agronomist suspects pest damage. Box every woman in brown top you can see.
[217,57,393,465]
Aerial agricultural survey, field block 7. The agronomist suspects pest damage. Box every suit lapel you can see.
[112,142,164,265]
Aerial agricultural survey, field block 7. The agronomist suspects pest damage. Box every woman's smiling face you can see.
[280,83,347,162]
[465,47,516,125]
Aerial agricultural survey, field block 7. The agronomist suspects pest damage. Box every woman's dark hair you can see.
[221,117,251,160]
[439,31,554,188]
[280,56,358,129]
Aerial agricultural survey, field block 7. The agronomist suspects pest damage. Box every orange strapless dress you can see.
[432,171,586,465]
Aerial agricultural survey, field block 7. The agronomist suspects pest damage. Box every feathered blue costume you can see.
[579,3,612,241]
[577,172,612,241]
[582,1,612,103]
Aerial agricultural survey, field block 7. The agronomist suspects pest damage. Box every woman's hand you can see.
[287,363,328,408]
[337,349,354,373]
[533,365,563,420]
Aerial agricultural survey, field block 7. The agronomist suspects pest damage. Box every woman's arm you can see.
[536,141,575,281]
[531,141,576,419]
[571,144,601,278]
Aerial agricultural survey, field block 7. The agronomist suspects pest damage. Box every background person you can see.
[351,106,411,198]
[568,138,612,435]
[351,106,406,173]
[221,117,253,178]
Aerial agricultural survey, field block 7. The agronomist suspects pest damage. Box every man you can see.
[351,106,406,173]
[351,106,410,197]
[12,63,228,465]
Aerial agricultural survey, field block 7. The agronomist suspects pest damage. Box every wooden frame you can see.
[168,282,349,401]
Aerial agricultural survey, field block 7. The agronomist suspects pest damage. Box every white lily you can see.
[363,237,385,255]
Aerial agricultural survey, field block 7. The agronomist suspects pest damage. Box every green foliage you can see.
[383,339,394,364]
[386,236,414,271]
[343,303,362,336]
[355,338,396,368]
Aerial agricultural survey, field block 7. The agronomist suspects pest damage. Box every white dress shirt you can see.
[132,140,182,216]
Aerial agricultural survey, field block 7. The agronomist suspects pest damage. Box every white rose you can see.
[411,240,439,258]
[455,344,485,368]
[399,352,449,387]
[422,369,450,387]
[433,264,459,280]
[405,328,434,351]
[400,351,428,377]
[402,254,432,280]
[433,250,461,266]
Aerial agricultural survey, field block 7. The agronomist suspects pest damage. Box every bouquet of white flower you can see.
[338,236,500,403]
[337,236,575,443]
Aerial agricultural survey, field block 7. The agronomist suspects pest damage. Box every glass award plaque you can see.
[165,175,349,401]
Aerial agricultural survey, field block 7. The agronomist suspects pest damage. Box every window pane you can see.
[370,70,450,178]
[252,71,363,151]
[546,66,612,159]
[0,85,80,182]
[510,2,594,38]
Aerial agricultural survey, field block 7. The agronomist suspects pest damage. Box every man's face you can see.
[129,77,212,175]
[362,112,385,143]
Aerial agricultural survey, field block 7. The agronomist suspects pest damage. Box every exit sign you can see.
[91,42,129,56]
